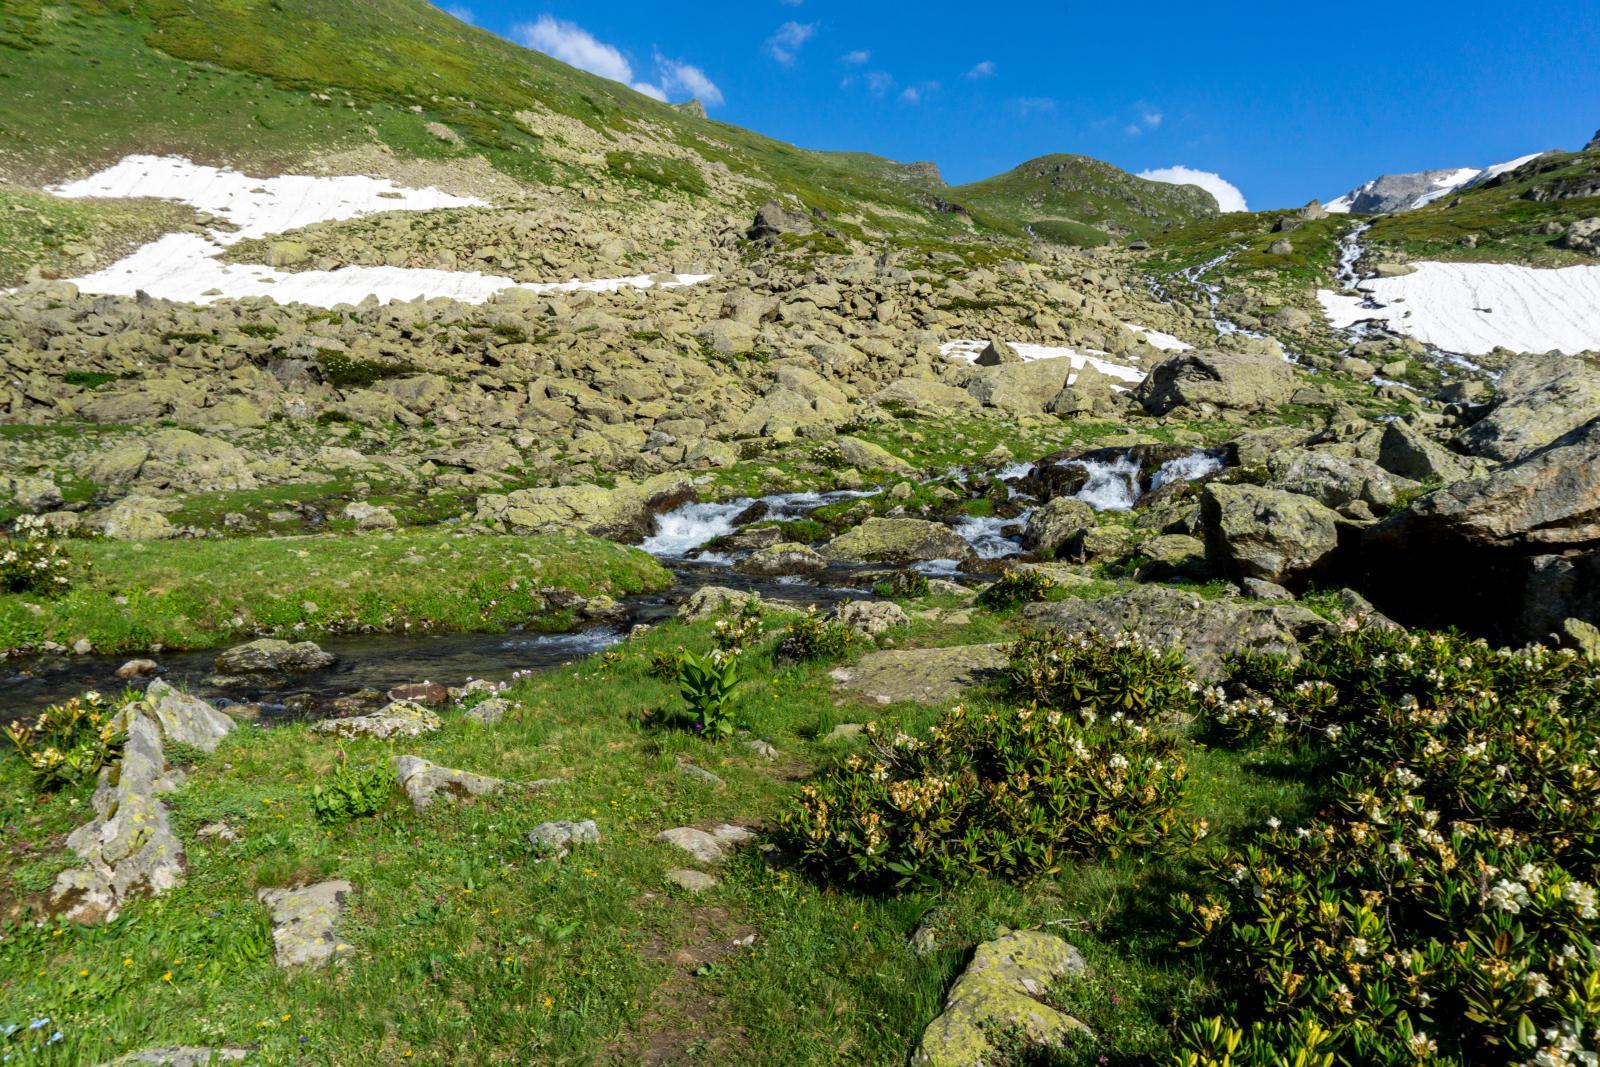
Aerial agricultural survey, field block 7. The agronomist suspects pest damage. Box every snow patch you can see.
[1123,323,1193,352]
[1318,261,1600,356]
[939,339,1146,386]
[47,155,712,308]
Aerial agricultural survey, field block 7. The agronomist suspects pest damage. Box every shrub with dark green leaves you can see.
[873,571,930,599]
[3,690,129,791]
[1002,629,1200,725]
[311,758,393,823]
[780,702,1188,888]
[678,650,739,740]
[1,516,75,595]
[776,608,857,663]
[1176,627,1600,1066]
[978,567,1056,610]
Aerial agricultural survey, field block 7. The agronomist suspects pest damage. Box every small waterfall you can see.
[1067,453,1145,511]
[1150,450,1226,492]
[640,500,752,557]
[954,513,1030,559]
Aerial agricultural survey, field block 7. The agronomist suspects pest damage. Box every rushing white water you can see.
[1150,451,1226,491]
[1067,454,1146,511]
[953,513,1030,559]
[640,501,751,558]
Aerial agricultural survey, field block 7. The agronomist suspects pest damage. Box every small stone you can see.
[91,1048,252,1066]
[664,868,719,893]
[72,638,93,655]
[676,758,725,787]
[655,823,755,865]
[196,821,239,844]
[257,880,354,968]
[528,819,600,860]
[824,723,865,743]
[465,697,514,724]
[116,658,160,680]
[392,755,507,812]
[746,739,778,760]
[388,681,449,707]
[311,700,440,741]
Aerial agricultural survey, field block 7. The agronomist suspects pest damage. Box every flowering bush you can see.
[0,516,74,595]
[4,691,129,791]
[776,608,857,663]
[713,601,765,655]
[780,702,1188,888]
[978,567,1056,610]
[1002,629,1200,726]
[1177,627,1600,1066]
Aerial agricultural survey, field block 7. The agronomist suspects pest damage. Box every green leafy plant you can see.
[1,516,76,595]
[311,756,393,823]
[713,601,765,654]
[3,690,130,791]
[872,571,930,599]
[978,567,1056,610]
[780,700,1188,888]
[649,647,686,681]
[1176,627,1600,1064]
[776,608,857,663]
[678,650,740,740]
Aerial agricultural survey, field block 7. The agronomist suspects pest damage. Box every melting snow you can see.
[939,339,1146,386]
[48,155,711,308]
[1318,261,1600,355]
[1123,323,1194,351]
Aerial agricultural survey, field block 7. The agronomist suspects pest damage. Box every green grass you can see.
[0,187,194,287]
[0,530,671,654]
[0,602,1313,1065]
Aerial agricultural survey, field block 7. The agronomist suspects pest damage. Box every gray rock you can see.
[676,759,726,787]
[1377,422,1468,483]
[1025,585,1335,681]
[1266,449,1410,512]
[92,1048,252,1066]
[832,600,910,638]
[1136,349,1296,416]
[343,500,398,531]
[1456,352,1600,462]
[116,658,160,680]
[257,880,354,968]
[392,755,507,811]
[464,697,515,724]
[677,586,763,622]
[733,542,827,577]
[664,868,719,893]
[1200,482,1341,585]
[820,518,975,565]
[145,680,234,753]
[830,644,1007,705]
[913,929,1090,1067]
[655,823,756,865]
[1022,498,1095,557]
[746,739,778,759]
[214,639,336,675]
[528,819,600,859]
[311,700,441,741]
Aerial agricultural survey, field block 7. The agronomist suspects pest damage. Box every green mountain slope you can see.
[951,154,1220,246]
[1361,146,1600,266]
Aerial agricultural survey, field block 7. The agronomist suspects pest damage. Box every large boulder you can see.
[1021,498,1096,557]
[733,542,827,577]
[312,700,441,741]
[1200,482,1342,585]
[1265,449,1412,512]
[871,378,979,416]
[1361,415,1600,641]
[962,361,1073,415]
[820,518,976,565]
[1377,422,1470,483]
[1135,349,1296,416]
[1456,351,1600,463]
[475,472,693,540]
[913,929,1090,1067]
[1025,585,1335,682]
[214,639,336,675]
[830,644,1007,705]
[144,680,234,753]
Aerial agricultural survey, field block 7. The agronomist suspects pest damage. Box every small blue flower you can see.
[27,1019,48,1031]
[48,1032,62,1044]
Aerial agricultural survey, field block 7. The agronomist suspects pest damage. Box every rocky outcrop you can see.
[1265,449,1410,514]
[257,880,354,968]
[677,586,763,622]
[732,542,827,577]
[830,644,1007,705]
[832,600,910,638]
[913,929,1089,1067]
[820,518,975,565]
[391,755,508,812]
[50,686,235,923]
[1136,349,1295,416]
[1361,416,1600,641]
[1022,498,1095,557]
[655,823,756,865]
[1025,585,1335,681]
[311,700,441,740]
[1456,352,1600,463]
[475,472,694,540]
[214,639,336,675]
[1200,482,1342,586]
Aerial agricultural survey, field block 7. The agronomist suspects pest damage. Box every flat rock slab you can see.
[529,819,600,860]
[664,868,719,893]
[311,700,440,741]
[146,679,235,753]
[465,697,515,724]
[94,1049,251,1067]
[831,645,1007,706]
[914,929,1090,1066]
[214,638,335,675]
[257,880,354,968]
[392,755,507,812]
[655,824,755,865]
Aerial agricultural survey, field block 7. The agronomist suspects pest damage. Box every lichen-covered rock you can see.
[1025,585,1335,682]
[92,1048,252,1066]
[1135,349,1296,416]
[312,700,441,741]
[830,645,1007,705]
[913,929,1090,1066]
[1022,498,1095,557]
[528,819,600,860]
[733,542,827,577]
[1456,351,1600,463]
[831,600,910,638]
[1265,449,1411,512]
[677,585,763,622]
[833,435,915,473]
[257,880,355,968]
[343,500,398,531]
[214,638,336,675]
[1377,422,1470,483]
[145,680,234,753]
[1200,482,1341,585]
[474,472,693,540]
[820,518,975,565]
[391,755,507,811]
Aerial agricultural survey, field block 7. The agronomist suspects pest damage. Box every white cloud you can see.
[841,49,871,65]
[443,4,474,24]
[656,55,724,107]
[767,21,816,65]
[514,16,716,105]
[1015,97,1056,116]
[965,60,995,79]
[1139,106,1163,129]
[1139,166,1249,213]
[864,71,895,95]
[900,86,921,104]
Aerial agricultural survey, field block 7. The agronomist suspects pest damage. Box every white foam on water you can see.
[1150,451,1225,491]
[47,155,713,308]
[640,501,751,558]
[953,513,1029,559]
[1317,260,1600,356]
[1070,454,1145,512]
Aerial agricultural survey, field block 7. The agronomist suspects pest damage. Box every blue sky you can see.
[441,1,1600,210]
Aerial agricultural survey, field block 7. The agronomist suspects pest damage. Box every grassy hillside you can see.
[0,186,196,286]
[1143,210,1353,288]
[1361,147,1600,266]
[952,154,1220,246]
